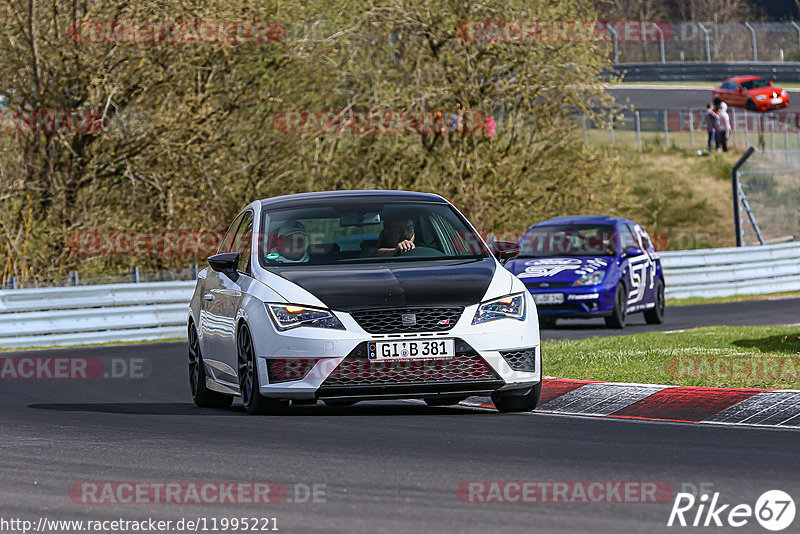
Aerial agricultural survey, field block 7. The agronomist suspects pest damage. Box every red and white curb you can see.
[464,379,800,429]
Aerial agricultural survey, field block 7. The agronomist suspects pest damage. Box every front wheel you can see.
[644,279,666,324]
[492,382,542,413]
[237,324,288,415]
[188,323,233,408]
[746,99,756,111]
[604,283,628,329]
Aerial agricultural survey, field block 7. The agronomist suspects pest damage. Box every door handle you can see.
[204,293,215,301]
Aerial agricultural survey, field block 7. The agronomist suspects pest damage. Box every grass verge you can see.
[668,291,800,307]
[543,325,800,389]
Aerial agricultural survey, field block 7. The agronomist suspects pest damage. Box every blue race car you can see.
[505,215,665,328]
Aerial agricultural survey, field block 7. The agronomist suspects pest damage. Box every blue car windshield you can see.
[518,225,616,257]
[257,201,490,267]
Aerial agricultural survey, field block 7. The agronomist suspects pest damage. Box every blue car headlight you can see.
[571,270,606,287]
[472,293,525,324]
[267,304,345,331]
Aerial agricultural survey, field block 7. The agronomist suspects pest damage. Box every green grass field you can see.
[543,325,800,389]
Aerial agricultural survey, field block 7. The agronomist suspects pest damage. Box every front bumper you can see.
[247,301,541,400]
[527,286,614,318]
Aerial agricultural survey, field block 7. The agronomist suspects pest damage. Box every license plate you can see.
[533,293,564,305]
[771,97,783,105]
[368,339,455,360]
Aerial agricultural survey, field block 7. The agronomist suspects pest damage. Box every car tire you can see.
[605,283,628,329]
[644,279,666,325]
[237,323,288,415]
[188,323,233,408]
[424,396,467,407]
[492,381,542,413]
[746,99,756,111]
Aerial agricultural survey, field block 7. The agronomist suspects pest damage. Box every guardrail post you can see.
[689,112,695,146]
[609,116,614,143]
[581,114,587,143]
[130,266,140,283]
[607,23,620,64]
[654,23,666,63]
[191,263,198,279]
[69,271,79,286]
[770,116,776,150]
[731,147,755,247]
[635,110,642,150]
[791,21,800,54]
[7,276,15,290]
[697,23,711,63]
[663,111,669,148]
[744,22,758,62]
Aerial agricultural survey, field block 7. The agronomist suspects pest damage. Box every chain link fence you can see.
[734,149,800,246]
[614,21,800,63]
[577,108,800,152]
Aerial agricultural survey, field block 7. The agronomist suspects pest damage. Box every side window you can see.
[218,213,244,253]
[233,211,254,273]
[618,224,639,251]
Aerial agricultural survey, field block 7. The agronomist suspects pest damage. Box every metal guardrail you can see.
[611,62,800,82]
[0,245,798,349]
[660,242,800,299]
[0,281,195,349]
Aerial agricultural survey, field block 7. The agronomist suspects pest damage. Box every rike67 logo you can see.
[668,490,795,531]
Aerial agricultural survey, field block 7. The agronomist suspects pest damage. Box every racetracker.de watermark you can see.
[67,231,224,256]
[0,110,102,135]
[456,20,674,43]
[0,357,147,380]
[456,481,674,503]
[667,356,800,381]
[69,482,326,505]
[69,20,285,45]
[272,110,491,135]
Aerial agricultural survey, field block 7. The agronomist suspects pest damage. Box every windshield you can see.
[257,200,490,267]
[741,79,770,90]
[518,224,616,257]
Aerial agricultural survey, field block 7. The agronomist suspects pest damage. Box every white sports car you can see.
[188,190,541,413]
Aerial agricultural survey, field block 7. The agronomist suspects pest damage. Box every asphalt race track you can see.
[1,299,799,533]
[608,86,800,111]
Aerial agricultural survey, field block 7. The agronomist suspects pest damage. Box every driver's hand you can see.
[395,240,415,254]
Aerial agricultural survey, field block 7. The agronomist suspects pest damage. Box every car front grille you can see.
[319,342,500,388]
[349,307,463,334]
[500,348,537,372]
[526,281,571,289]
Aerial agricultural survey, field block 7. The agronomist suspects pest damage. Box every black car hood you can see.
[270,258,496,311]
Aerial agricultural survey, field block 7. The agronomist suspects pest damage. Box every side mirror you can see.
[208,252,240,281]
[769,80,773,86]
[491,241,520,264]
[736,87,742,93]
[622,247,644,258]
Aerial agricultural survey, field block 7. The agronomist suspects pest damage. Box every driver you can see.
[370,216,416,257]
[269,220,309,263]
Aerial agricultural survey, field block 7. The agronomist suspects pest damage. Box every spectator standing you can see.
[705,103,717,152]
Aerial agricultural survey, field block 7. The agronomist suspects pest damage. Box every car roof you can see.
[725,75,761,82]
[259,190,448,210]
[532,214,621,226]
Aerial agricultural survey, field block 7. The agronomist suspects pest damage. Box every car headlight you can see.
[267,304,345,331]
[781,89,788,97]
[755,95,767,101]
[472,293,525,324]
[571,270,606,287]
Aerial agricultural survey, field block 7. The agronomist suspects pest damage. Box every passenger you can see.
[270,220,309,263]
[370,216,416,257]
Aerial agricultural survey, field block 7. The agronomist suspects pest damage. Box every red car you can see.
[712,76,789,112]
